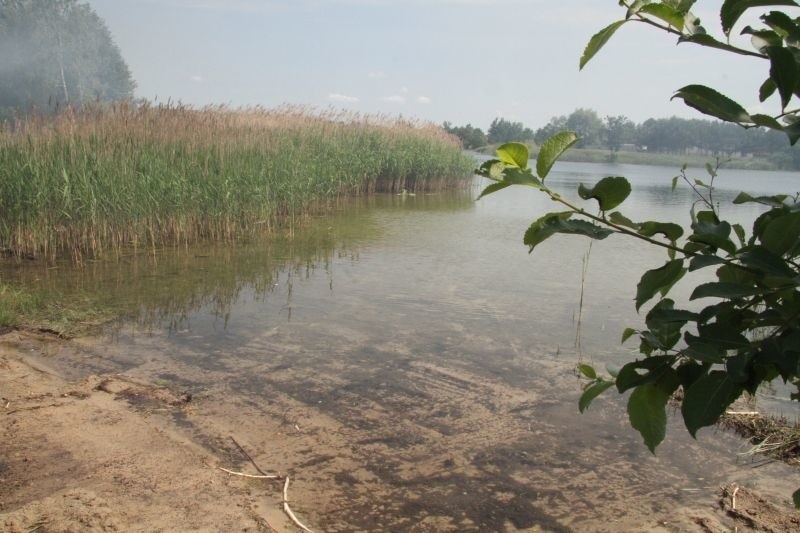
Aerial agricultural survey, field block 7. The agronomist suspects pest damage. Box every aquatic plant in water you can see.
[0,104,474,261]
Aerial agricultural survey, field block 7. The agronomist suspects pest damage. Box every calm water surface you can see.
[6,161,800,529]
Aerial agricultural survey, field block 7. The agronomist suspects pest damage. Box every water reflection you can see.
[1,190,476,333]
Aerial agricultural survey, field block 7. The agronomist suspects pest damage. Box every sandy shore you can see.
[0,331,297,532]
[2,330,799,532]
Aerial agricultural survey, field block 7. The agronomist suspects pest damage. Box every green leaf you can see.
[608,211,639,229]
[672,84,752,123]
[742,26,784,52]
[761,9,800,39]
[636,260,686,310]
[726,352,755,384]
[476,181,511,200]
[578,363,597,380]
[626,0,650,18]
[679,33,750,54]
[681,370,741,437]
[750,113,784,130]
[761,211,800,256]
[766,46,799,108]
[536,131,579,179]
[524,212,613,252]
[578,176,632,211]
[677,361,710,389]
[646,300,695,350]
[580,20,627,70]
[638,221,684,241]
[759,77,778,102]
[646,306,698,326]
[690,219,736,255]
[782,119,800,144]
[720,1,799,36]
[732,223,746,246]
[733,191,789,206]
[682,340,726,364]
[476,159,506,181]
[622,327,638,344]
[640,3,685,30]
[663,0,697,13]
[693,323,751,350]
[616,356,676,393]
[503,167,544,188]
[496,142,530,169]
[690,282,763,299]
[683,9,705,34]
[628,383,670,453]
[739,246,797,278]
[579,380,614,413]
[793,488,800,509]
[689,255,727,271]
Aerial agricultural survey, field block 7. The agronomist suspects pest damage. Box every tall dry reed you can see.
[0,103,474,261]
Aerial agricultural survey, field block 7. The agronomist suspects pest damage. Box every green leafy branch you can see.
[582,0,800,143]
[477,135,800,453]
[477,0,800,508]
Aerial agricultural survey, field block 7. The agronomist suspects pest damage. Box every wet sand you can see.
[2,330,799,532]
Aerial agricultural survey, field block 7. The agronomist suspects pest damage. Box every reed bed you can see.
[0,104,474,261]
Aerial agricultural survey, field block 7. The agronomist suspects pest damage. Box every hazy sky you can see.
[87,0,783,129]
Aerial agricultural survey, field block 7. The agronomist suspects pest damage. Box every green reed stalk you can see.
[0,104,474,261]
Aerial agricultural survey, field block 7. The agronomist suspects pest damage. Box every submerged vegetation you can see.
[0,104,473,261]
[0,280,118,337]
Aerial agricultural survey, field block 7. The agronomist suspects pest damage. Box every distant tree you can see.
[0,0,135,119]
[534,111,799,167]
[534,115,567,145]
[637,117,695,153]
[443,121,488,149]
[487,117,534,144]
[565,108,603,147]
[601,115,634,157]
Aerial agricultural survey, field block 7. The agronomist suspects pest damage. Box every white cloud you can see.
[328,93,359,103]
[368,71,387,79]
[380,95,406,103]
[400,86,409,94]
[190,75,205,83]
[416,96,432,105]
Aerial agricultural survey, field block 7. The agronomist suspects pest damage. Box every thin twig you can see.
[731,485,739,510]
[5,402,65,415]
[283,476,314,533]
[217,467,279,479]
[229,436,269,476]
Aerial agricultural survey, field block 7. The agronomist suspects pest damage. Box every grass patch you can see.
[0,104,474,261]
[720,412,800,466]
[671,389,800,466]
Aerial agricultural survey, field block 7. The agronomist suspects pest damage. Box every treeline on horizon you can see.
[444,108,800,169]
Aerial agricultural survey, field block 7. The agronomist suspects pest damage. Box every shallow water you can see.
[5,161,800,529]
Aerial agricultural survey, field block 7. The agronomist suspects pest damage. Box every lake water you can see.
[7,160,800,530]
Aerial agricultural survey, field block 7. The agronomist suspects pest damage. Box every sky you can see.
[87,0,786,130]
